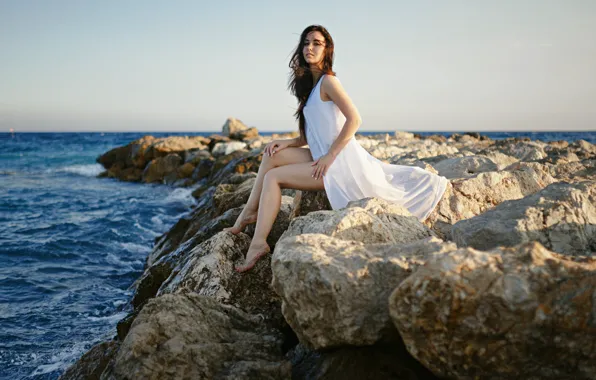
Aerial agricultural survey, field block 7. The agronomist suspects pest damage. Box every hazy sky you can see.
[1,0,595,132]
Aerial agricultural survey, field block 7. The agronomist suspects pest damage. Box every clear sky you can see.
[1,0,595,132]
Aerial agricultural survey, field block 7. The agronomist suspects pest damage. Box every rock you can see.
[230,127,259,141]
[497,140,547,161]
[221,117,249,137]
[191,157,215,181]
[59,340,120,380]
[287,342,439,380]
[142,154,183,184]
[207,134,231,152]
[282,197,434,245]
[177,162,195,179]
[157,231,284,325]
[393,131,416,140]
[184,149,211,164]
[431,155,499,179]
[146,136,209,161]
[291,190,332,217]
[481,151,519,169]
[102,294,291,380]
[389,241,596,380]
[212,178,258,216]
[211,141,248,157]
[452,181,596,256]
[272,234,455,349]
[425,165,556,239]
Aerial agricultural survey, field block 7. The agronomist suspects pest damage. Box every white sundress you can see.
[303,74,448,221]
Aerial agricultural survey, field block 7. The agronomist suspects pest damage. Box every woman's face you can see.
[303,31,326,68]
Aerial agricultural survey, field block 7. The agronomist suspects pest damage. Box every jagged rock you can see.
[283,197,434,245]
[272,234,455,349]
[221,117,249,137]
[389,241,596,380]
[146,136,209,161]
[191,157,215,181]
[230,127,259,141]
[207,134,231,151]
[287,342,438,380]
[425,165,556,239]
[157,231,283,324]
[481,151,519,169]
[431,155,499,179]
[101,294,291,380]
[212,141,248,157]
[291,190,332,217]
[142,154,183,184]
[452,181,596,256]
[59,341,120,380]
[213,178,256,216]
[184,148,211,164]
[497,140,547,161]
[177,162,195,179]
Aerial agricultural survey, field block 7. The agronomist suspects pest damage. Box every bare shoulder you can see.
[321,75,343,101]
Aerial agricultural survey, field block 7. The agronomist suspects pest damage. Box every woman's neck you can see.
[310,66,323,86]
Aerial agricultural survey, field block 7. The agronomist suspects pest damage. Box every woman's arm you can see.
[322,75,362,158]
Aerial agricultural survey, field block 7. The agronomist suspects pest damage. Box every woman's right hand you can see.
[263,139,291,156]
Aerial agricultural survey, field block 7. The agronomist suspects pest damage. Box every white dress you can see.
[303,75,448,221]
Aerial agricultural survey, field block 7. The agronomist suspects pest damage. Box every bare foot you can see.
[235,241,271,273]
[223,208,258,234]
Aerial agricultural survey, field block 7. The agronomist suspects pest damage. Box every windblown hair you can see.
[288,25,336,141]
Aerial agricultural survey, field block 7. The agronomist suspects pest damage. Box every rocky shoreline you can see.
[60,118,596,379]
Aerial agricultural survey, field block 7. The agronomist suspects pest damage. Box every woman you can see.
[226,25,448,272]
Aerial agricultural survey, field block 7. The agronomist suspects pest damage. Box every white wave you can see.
[151,215,165,229]
[133,221,162,237]
[119,242,151,255]
[164,187,197,206]
[55,164,104,177]
[29,339,97,376]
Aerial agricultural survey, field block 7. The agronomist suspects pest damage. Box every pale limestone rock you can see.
[272,234,455,349]
[281,197,434,245]
[431,155,499,179]
[211,141,248,157]
[390,241,596,380]
[425,165,556,239]
[221,117,249,136]
[452,181,596,256]
[102,294,290,380]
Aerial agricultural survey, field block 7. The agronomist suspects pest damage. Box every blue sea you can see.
[1,131,594,379]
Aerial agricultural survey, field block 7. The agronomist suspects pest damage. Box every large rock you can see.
[431,155,499,179]
[211,141,248,157]
[390,241,596,380]
[156,231,283,324]
[146,136,209,161]
[102,294,290,380]
[452,181,596,256]
[221,117,249,136]
[282,197,434,245]
[272,234,455,349]
[425,165,556,239]
[142,154,183,184]
[291,190,332,217]
[59,341,120,380]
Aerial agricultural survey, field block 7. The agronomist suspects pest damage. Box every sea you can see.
[1,130,594,379]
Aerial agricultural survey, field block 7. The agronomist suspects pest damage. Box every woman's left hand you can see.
[311,153,336,180]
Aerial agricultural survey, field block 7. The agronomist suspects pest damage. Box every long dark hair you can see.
[288,25,336,141]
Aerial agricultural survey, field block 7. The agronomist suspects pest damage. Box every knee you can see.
[263,168,281,185]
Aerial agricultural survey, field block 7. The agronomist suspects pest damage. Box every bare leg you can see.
[224,147,313,234]
[236,162,325,272]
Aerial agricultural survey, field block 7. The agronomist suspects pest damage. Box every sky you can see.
[1,0,595,132]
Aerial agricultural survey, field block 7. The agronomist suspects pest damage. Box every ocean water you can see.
[0,130,594,379]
